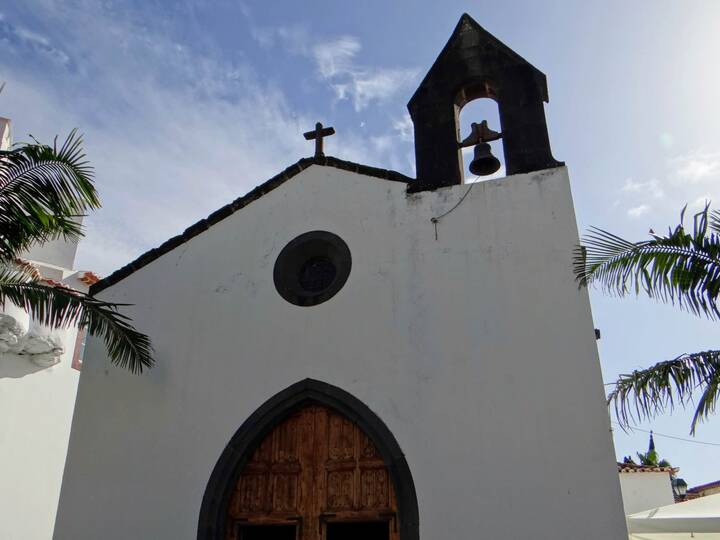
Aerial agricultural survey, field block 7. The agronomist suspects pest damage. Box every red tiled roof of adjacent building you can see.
[617,462,675,474]
[688,480,720,493]
[78,271,100,286]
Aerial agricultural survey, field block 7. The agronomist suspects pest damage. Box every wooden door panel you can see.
[232,473,268,514]
[326,470,355,510]
[271,474,299,512]
[360,468,389,509]
[327,414,355,461]
[228,405,399,540]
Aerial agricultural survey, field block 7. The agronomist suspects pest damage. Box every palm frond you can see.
[0,262,43,285]
[636,450,657,466]
[709,207,720,235]
[0,130,99,260]
[609,349,720,434]
[574,204,720,319]
[0,267,154,374]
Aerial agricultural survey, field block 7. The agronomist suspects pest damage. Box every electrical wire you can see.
[610,422,720,447]
[430,178,478,240]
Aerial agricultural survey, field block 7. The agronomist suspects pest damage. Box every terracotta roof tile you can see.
[617,462,675,474]
[78,271,100,285]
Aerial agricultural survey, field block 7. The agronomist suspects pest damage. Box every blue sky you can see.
[2,0,720,486]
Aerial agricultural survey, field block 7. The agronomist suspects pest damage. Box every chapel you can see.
[54,14,628,540]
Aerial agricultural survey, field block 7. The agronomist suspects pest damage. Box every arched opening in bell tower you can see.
[457,96,505,181]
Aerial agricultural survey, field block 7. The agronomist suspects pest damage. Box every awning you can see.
[628,493,720,539]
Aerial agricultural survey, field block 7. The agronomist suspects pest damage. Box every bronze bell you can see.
[469,142,501,176]
[460,120,503,177]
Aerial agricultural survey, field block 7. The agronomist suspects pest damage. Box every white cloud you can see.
[621,177,664,198]
[251,24,311,55]
[248,16,419,113]
[0,16,71,67]
[627,204,650,218]
[346,68,418,112]
[671,151,720,183]
[313,36,361,78]
[370,134,393,153]
[14,27,48,45]
[615,150,720,226]
[393,114,414,142]
[691,196,712,212]
[311,36,418,112]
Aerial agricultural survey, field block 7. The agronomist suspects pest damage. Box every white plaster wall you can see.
[1,262,88,540]
[24,221,82,271]
[54,165,627,540]
[0,319,81,540]
[619,472,675,515]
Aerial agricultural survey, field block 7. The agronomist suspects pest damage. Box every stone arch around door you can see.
[198,379,419,540]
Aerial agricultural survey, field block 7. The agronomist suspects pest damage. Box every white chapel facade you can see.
[54,15,628,540]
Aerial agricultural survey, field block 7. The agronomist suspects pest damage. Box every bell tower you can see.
[407,14,562,192]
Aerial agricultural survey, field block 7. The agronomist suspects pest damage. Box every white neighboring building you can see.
[618,462,676,515]
[0,115,99,540]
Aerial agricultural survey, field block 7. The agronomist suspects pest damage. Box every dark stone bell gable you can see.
[407,13,562,192]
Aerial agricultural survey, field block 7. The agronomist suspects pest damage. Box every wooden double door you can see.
[227,404,398,540]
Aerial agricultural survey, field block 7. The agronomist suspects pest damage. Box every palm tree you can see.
[574,204,720,433]
[635,448,672,468]
[0,130,153,373]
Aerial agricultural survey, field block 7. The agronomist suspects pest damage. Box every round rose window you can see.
[273,231,351,306]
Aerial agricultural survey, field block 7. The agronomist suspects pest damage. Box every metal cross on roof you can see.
[303,122,335,157]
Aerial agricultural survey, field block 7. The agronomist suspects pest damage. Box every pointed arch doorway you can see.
[198,379,419,540]
[231,404,397,540]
